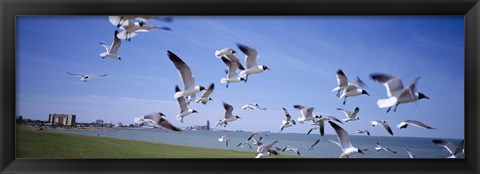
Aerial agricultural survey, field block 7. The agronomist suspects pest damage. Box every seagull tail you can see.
[174,91,184,98]
[99,52,109,57]
[377,98,397,108]
[239,70,247,78]
[331,87,341,92]
[220,78,228,84]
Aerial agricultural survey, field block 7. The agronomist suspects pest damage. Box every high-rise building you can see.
[48,113,76,126]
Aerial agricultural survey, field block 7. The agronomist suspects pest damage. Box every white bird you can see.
[370,73,429,113]
[406,149,416,158]
[432,139,464,158]
[236,140,252,150]
[215,48,245,70]
[301,139,320,150]
[328,121,365,158]
[167,51,206,99]
[375,142,397,154]
[216,102,241,127]
[134,112,181,132]
[293,105,318,124]
[66,72,108,82]
[218,135,230,147]
[220,56,245,88]
[332,69,366,97]
[117,21,171,41]
[255,140,279,158]
[371,120,394,136]
[174,86,198,123]
[280,107,296,132]
[309,115,343,136]
[354,130,370,136]
[337,107,360,122]
[282,146,301,156]
[338,83,369,105]
[99,30,122,60]
[242,103,267,110]
[108,16,172,28]
[397,120,435,129]
[236,43,270,83]
[195,83,214,105]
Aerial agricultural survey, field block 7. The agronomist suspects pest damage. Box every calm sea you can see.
[47,128,464,158]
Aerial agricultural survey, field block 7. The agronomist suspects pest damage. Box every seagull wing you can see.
[319,121,325,136]
[282,107,292,121]
[221,56,239,78]
[350,107,360,118]
[167,51,195,90]
[92,74,108,77]
[454,140,465,155]
[225,54,245,70]
[223,102,234,119]
[108,16,124,26]
[142,113,162,124]
[200,83,215,100]
[352,76,367,88]
[404,120,435,129]
[158,117,181,132]
[379,121,394,135]
[328,121,353,151]
[177,96,188,113]
[305,107,315,119]
[370,73,404,98]
[336,69,348,87]
[326,116,343,124]
[432,139,456,155]
[406,149,415,158]
[337,108,352,118]
[66,72,83,76]
[311,139,320,147]
[236,43,258,68]
[110,30,121,54]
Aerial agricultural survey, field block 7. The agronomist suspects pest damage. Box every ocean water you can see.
[47,128,464,158]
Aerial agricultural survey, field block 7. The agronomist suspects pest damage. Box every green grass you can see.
[16,127,301,158]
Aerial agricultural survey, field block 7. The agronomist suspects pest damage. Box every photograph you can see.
[15,15,465,159]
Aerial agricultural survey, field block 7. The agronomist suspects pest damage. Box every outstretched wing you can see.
[167,51,195,90]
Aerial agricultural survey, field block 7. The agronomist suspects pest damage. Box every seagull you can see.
[301,139,320,150]
[354,130,370,136]
[117,21,171,41]
[332,69,366,97]
[371,120,394,136]
[215,48,245,70]
[167,50,206,99]
[108,16,172,28]
[338,83,369,105]
[328,121,365,158]
[397,120,435,129]
[370,73,429,113]
[134,112,181,131]
[247,131,269,141]
[309,115,343,136]
[242,103,267,110]
[255,140,279,158]
[236,140,252,150]
[432,139,464,158]
[406,149,416,158]
[280,107,296,132]
[375,143,397,154]
[195,83,214,105]
[236,43,270,83]
[174,86,198,123]
[216,102,241,127]
[99,30,122,60]
[294,105,318,124]
[220,56,245,88]
[282,146,301,156]
[337,107,360,122]
[218,135,230,147]
[66,72,108,82]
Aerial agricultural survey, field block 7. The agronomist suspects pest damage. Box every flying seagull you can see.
[247,131,269,141]
[375,143,397,154]
[337,107,360,122]
[134,112,181,132]
[255,140,279,158]
[294,105,318,124]
[218,135,230,147]
[301,139,320,150]
[99,30,122,60]
[371,120,394,136]
[242,103,267,110]
[370,73,429,113]
[236,140,252,150]
[310,115,343,136]
[332,69,366,97]
[220,56,245,88]
[215,48,245,70]
[66,72,108,82]
[216,102,241,127]
[328,121,365,158]
[280,107,296,132]
[237,43,270,82]
[338,83,369,105]
[109,16,172,28]
[195,83,215,105]
[354,129,370,136]
[282,146,301,156]
[174,86,198,123]
[432,139,465,158]
[167,50,206,99]
[397,120,435,129]
[117,21,171,41]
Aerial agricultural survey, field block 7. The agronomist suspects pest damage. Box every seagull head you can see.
[418,92,430,100]
[262,65,270,70]
[361,90,370,96]
[138,21,145,27]
[158,112,166,117]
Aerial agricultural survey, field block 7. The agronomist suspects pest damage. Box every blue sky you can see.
[16,16,464,139]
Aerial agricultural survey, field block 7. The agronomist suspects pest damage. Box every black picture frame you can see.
[1,0,478,174]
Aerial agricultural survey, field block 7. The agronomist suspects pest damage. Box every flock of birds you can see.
[67,16,464,158]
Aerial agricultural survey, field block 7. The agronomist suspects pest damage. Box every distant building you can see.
[48,113,76,126]
[95,119,104,124]
[185,120,210,131]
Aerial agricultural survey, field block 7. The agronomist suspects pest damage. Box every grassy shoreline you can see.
[16,127,300,158]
